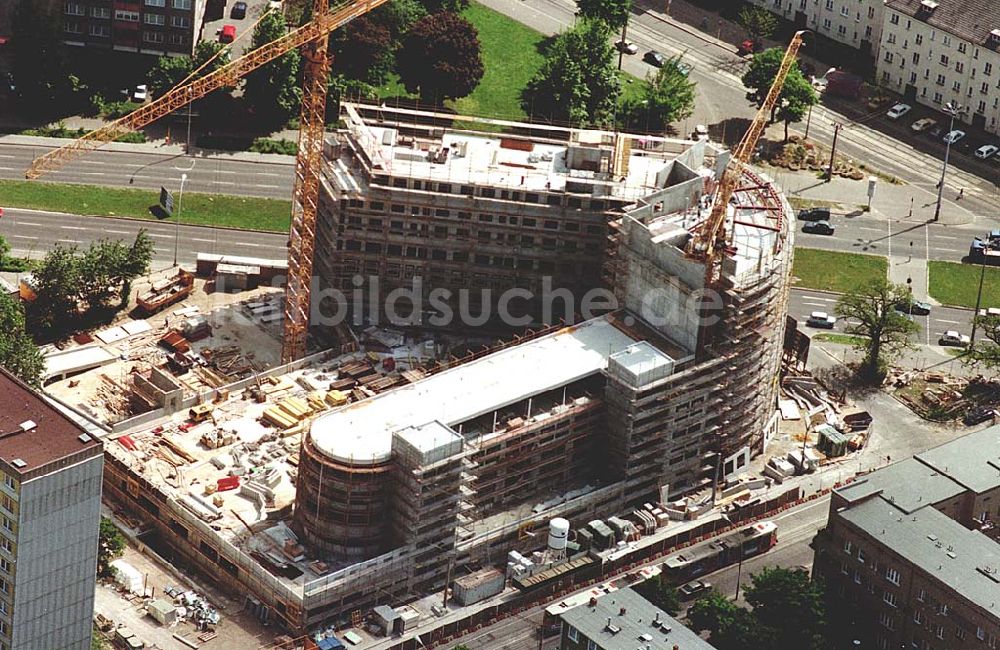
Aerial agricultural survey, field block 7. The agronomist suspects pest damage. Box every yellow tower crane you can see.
[23,0,390,362]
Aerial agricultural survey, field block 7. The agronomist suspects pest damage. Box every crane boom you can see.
[688,31,805,261]
[24,0,388,179]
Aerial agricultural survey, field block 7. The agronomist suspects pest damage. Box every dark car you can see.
[231,1,247,18]
[964,407,996,426]
[644,50,666,67]
[895,300,931,315]
[802,221,835,235]
[797,207,832,221]
[679,579,712,600]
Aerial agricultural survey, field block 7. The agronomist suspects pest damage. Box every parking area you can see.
[201,0,277,57]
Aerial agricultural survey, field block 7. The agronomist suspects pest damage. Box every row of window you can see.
[380,176,610,211]
[341,209,605,235]
[65,22,188,43]
[67,0,192,13]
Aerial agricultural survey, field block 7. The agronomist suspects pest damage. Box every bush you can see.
[20,123,87,139]
[113,132,147,144]
[100,100,143,120]
[249,138,298,155]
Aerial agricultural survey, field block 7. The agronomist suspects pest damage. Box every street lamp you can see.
[173,173,187,267]
[720,514,745,601]
[933,101,962,222]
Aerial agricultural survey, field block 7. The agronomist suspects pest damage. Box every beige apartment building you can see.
[743,0,885,58]
[876,0,1000,135]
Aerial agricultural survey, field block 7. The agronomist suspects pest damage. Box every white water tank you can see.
[548,518,570,551]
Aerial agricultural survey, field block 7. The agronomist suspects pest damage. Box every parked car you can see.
[231,1,247,17]
[691,124,709,141]
[615,40,639,55]
[132,84,148,102]
[797,207,832,221]
[738,39,762,56]
[679,580,712,600]
[802,220,835,235]
[676,61,693,76]
[886,103,912,119]
[975,144,999,159]
[943,129,966,145]
[911,118,937,133]
[939,330,971,347]
[806,311,836,329]
[643,50,666,67]
[964,407,996,426]
[895,300,932,315]
[219,24,236,42]
[980,307,1000,317]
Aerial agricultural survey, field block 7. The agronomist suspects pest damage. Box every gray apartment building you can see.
[62,0,207,56]
[814,425,1000,650]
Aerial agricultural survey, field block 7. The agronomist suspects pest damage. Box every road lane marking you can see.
[18,222,42,227]
[191,238,213,242]
[858,226,882,232]
[146,233,172,239]
[106,230,130,235]
[935,319,961,324]
[61,226,86,230]
[13,235,37,240]
[936,235,959,240]
[57,238,78,243]
[803,301,829,307]
[237,242,261,247]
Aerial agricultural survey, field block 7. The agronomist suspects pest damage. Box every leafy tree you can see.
[687,592,741,636]
[332,16,395,85]
[745,567,827,650]
[0,291,44,388]
[30,244,82,332]
[835,277,918,382]
[148,55,193,97]
[194,40,231,75]
[775,70,818,141]
[625,56,696,132]
[525,19,621,126]
[965,313,1000,370]
[397,12,484,102]
[420,0,468,12]
[575,0,632,30]
[738,5,779,43]
[10,0,71,111]
[98,517,127,578]
[373,0,429,39]
[244,10,302,124]
[634,575,681,615]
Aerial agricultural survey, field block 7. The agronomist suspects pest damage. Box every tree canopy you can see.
[524,19,621,126]
[965,313,1000,370]
[372,0,429,39]
[0,290,44,388]
[397,12,484,102]
[776,70,817,140]
[738,5,779,42]
[835,277,918,382]
[575,0,632,30]
[742,48,817,131]
[244,9,302,123]
[633,575,681,616]
[332,16,395,85]
[98,517,126,578]
[625,55,696,132]
[10,0,71,112]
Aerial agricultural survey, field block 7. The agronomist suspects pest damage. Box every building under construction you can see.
[102,108,793,635]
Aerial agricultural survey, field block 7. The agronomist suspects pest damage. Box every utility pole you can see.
[173,173,187,267]
[803,102,814,140]
[618,16,629,70]
[826,123,843,182]
[934,101,961,222]
[971,260,988,345]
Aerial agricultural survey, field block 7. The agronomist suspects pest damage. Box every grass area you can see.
[376,2,648,127]
[0,180,291,232]
[928,260,1000,308]
[787,197,842,211]
[813,333,867,346]
[792,248,888,293]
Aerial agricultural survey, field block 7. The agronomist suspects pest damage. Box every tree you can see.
[575,0,632,30]
[625,56,696,132]
[525,19,621,126]
[244,10,302,124]
[373,0,428,40]
[687,592,741,636]
[634,575,681,615]
[397,12,484,103]
[98,517,126,578]
[30,244,82,332]
[745,567,827,650]
[148,55,193,97]
[419,0,468,12]
[835,277,918,382]
[332,16,395,85]
[10,0,71,111]
[0,291,44,388]
[738,5,778,43]
[118,231,155,305]
[775,70,817,141]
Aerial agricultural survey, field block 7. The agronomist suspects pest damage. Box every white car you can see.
[939,330,971,347]
[943,129,966,145]
[886,103,911,119]
[806,311,836,328]
[132,84,148,102]
[692,124,709,141]
[979,307,1000,317]
[975,144,999,159]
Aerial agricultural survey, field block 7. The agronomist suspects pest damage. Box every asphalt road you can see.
[0,207,288,269]
[0,144,295,199]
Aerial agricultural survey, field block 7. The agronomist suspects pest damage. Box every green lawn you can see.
[377,2,648,125]
[0,180,291,232]
[928,260,1000,308]
[813,333,867,346]
[791,248,888,293]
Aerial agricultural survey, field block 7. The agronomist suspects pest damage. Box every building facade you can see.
[744,0,885,58]
[877,0,1000,135]
[62,0,207,56]
[814,425,1000,650]
[0,369,104,650]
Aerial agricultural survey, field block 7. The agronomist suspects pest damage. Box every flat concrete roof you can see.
[837,457,966,514]
[915,426,1000,494]
[310,317,641,465]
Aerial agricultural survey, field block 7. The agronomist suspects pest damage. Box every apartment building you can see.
[744,0,885,58]
[62,0,207,56]
[0,368,105,649]
[554,586,717,650]
[814,425,1000,650]
[877,0,1000,135]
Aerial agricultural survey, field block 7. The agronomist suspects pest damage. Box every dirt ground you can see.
[94,538,275,649]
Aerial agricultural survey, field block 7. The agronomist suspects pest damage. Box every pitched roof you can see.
[885,0,1000,49]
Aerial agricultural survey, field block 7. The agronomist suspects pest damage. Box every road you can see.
[0,207,287,269]
[0,143,295,199]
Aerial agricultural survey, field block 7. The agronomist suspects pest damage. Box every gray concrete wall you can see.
[11,455,103,650]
